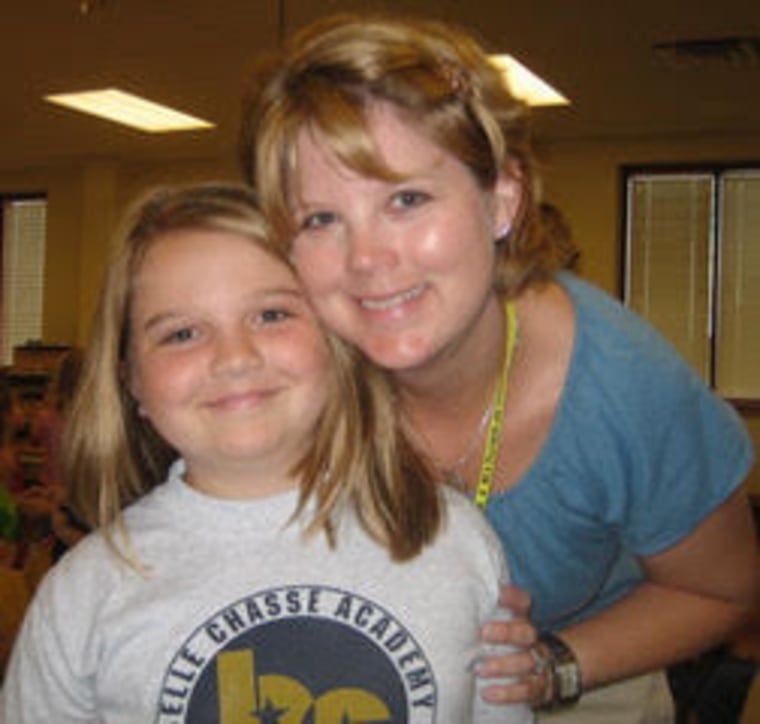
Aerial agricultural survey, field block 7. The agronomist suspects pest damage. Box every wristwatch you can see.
[537,631,582,708]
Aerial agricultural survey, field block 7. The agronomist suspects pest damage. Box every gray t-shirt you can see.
[2,461,532,723]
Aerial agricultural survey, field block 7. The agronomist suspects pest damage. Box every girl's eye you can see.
[391,189,429,210]
[162,327,198,345]
[301,210,336,230]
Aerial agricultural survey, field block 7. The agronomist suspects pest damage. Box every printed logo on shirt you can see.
[155,584,437,723]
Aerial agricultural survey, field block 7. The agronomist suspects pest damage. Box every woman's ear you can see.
[493,169,523,240]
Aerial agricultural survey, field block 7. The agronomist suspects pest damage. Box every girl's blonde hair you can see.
[62,183,441,562]
[241,13,560,297]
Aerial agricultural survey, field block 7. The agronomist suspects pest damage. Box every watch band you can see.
[537,631,582,708]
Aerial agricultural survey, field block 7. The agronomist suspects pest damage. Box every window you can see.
[624,166,760,401]
[1,195,48,366]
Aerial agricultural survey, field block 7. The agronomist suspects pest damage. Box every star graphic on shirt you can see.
[252,698,288,723]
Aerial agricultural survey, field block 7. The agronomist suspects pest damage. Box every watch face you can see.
[555,660,582,700]
[540,633,582,704]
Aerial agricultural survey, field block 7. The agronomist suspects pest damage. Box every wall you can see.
[2,130,759,491]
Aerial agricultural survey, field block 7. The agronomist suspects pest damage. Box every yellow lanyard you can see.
[473,300,518,510]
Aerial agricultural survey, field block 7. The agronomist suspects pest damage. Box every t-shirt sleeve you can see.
[620,368,754,554]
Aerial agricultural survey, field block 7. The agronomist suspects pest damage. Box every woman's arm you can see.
[475,488,759,706]
[561,487,759,690]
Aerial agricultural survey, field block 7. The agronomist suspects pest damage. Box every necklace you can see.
[443,301,519,508]
[444,397,494,492]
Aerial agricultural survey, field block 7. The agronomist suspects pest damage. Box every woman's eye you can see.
[391,190,429,210]
[301,210,336,230]
[258,308,292,325]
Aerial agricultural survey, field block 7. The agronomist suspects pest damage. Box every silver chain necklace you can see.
[442,398,494,491]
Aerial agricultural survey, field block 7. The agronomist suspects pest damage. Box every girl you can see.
[241,13,759,721]
[1,183,531,723]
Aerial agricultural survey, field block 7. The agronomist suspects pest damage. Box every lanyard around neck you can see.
[473,300,518,510]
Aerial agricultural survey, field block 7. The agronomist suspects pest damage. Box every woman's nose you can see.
[346,222,398,273]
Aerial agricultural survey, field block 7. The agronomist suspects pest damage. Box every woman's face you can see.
[289,102,518,373]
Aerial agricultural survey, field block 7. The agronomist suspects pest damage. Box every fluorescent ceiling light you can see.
[489,55,569,107]
[44,88,214,133]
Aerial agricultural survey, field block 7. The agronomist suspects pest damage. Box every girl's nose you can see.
[211,328,263,376]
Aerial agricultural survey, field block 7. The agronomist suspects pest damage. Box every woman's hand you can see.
[476,583,551,707]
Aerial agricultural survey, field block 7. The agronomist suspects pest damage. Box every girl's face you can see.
[127,229,330,498]
[290,101,519,374]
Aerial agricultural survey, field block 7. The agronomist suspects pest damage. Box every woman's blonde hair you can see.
[62,182,441,562]
[241,13,560,296]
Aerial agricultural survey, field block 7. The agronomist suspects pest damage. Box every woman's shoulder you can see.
[546,274,752,498]
[560,273,668,347]
[520,274,745,472]
[557,272,705,399]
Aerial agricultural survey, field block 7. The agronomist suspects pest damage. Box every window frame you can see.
[620,161,760,413]
[1,191,48,368]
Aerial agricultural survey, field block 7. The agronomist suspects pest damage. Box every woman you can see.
[240,13,759,721]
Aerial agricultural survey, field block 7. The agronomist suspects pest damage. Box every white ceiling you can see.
[2,0,759,173]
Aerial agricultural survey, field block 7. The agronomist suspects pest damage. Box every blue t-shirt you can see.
[486,273,755,630]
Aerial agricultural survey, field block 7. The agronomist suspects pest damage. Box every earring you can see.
[132,397,147,417]
[496,222,511,240]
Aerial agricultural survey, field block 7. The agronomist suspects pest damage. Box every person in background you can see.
[30,346,84,491]
[240,13,759,721]
[0,374,27,682]
[0,529,30,683]
[0,371,26,502]
[27,347,89,562]
[538,202,580,272]
[2,183,531,722]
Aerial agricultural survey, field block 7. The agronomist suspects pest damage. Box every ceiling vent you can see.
[653,36,760,69]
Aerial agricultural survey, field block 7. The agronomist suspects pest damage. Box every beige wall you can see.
[3,130,759,491]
